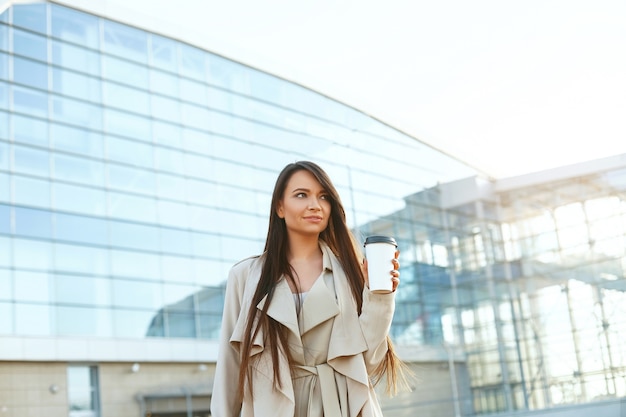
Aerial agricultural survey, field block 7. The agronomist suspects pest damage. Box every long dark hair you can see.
[237,161,409,399]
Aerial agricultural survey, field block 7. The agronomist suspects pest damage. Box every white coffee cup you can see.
[364,235,397,294]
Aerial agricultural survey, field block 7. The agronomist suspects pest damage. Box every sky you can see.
[89,0,626,178]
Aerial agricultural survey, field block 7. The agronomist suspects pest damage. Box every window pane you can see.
[0,237,10,267]
[14,270,50,302]
[0,174,9,203]
[53,154,104,186]
[160,227,191,256]
[52,67,101,102]
[107,164,155,195]
[13,238,53,270]
[103,110,150,142]
[13,114,48,146]
[14,207,52,239]
[152,121,181,149]
[0,82,8,110]
[14,56,48,90]
[13,86,47,117]
[0,301,11,333]
[55,274,110,305]
[154,147,183,173]
[103,20,148,63]
[52,96,102,130]
[52,40,100,76]
[106,137,153,168]
[109,220,158,251]
[67,366,100,415]
[53,183,106,216]
[57,306,111,337]
[156,173,185,201]
[103,81,149,115]
[13,145,50,177]
[102,54,148,88]
[179,44,206,81]
[0,141,7,169]
[0,24,7,50]
[112,279,162,309]
[110,249,160,280]
[180,78,207,105]
[0,52,9,80]
[108,192,157,222]
[51,123,103,157]
[54,243,109,275]
[15,304,51,335]
[151,94,180,123]
[0,204,10,233]
[13,28,47,61]
[14,176,50,208]
[0,269,13,301]
[113,309,155,338]
[0,112,6,138]
[149,68,178,97]
[55,213,107,246]
[51,5,99,48]
[150,34,177,72]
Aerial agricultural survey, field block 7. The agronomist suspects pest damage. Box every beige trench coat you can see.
[210,243,395,417]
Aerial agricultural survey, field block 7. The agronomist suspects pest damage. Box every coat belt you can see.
[295,364,346,417]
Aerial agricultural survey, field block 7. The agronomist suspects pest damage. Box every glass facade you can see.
[2,2,625,417]
[0,3,476,342]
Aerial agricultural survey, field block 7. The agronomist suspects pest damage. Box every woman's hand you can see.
[391,250,400,292]
[362,250,401,292]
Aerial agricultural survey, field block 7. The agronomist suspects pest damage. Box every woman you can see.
[210,161,409,417]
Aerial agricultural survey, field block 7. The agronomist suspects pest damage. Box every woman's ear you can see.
[276,202,284,219]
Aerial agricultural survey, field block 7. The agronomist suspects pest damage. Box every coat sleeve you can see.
[210,264,246,417]
[359,289,396,373]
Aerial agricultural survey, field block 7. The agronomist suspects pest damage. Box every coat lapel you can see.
[300,273,340,335]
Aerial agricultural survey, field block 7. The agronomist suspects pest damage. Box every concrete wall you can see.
[0,361,215,417]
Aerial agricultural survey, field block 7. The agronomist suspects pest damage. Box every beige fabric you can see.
[210,243,396,417]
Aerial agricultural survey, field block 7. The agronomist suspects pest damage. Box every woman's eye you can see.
[320,195,329,200]
[296,192,306,198]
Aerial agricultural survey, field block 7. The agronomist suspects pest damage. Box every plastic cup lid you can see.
[364,235,397,246]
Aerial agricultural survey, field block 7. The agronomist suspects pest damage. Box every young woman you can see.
[210,161,409,417]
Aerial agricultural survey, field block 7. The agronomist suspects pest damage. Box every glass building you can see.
[1,1,625,417]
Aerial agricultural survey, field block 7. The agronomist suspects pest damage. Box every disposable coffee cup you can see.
[364,235,397,294]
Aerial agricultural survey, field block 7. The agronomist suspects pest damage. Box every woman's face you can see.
[277,170,331,237]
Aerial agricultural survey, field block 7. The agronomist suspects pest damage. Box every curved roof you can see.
[42,0,626,178]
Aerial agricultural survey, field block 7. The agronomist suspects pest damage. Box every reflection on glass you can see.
[13,114,47,146]
[52,67,101,103]
[13,28,47,61]
[0,174,9,203]
[57,306,111,337]
[52,96,102,130]
[103,81,150,115]
[67,365,100,416]
[13,86,47,117]
[109,220,159,252]
[53,182,106,215]
[110,249,160,280]
[13,175,50,208]
[55,213,107,246]
[13,145,49,177]
[55,274,111,306]
[107,164,155,195]
[52,40,100,76]
[102,19,148,63]
[104,110,151,142]
[53,153,104,186]
[108,191,157,223]
[13,56,47,90]
[0,302,12,333]
[0,204,9,233]
[14,207,52,239]
[51,123,103,157]
[150,34,177,72]
[15,303,51,335]
[54,243,109,275]
[51,5,99,48]
[101,54,148,88]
